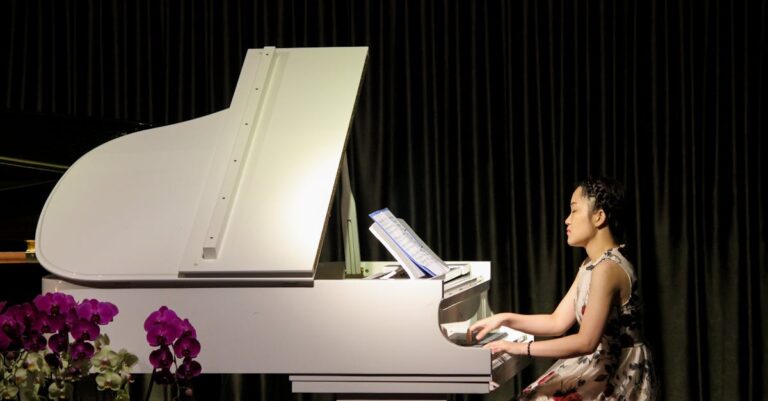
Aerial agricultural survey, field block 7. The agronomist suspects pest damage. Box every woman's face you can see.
[565,186,597,247]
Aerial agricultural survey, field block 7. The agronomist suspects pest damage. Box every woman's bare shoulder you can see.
[589,259,626,288]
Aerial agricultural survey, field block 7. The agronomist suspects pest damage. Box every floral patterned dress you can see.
[519,248,657,401]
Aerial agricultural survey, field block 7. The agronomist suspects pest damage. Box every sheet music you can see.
[368,223,426,279]
[369,208,449,277]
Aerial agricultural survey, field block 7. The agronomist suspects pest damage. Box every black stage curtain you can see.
[1,1,766,400]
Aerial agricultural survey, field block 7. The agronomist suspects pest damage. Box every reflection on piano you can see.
[35,47,531,400]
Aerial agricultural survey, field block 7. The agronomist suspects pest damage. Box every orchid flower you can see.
[144,306,203,398]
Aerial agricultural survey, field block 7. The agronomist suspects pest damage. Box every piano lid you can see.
[35,47,368,283]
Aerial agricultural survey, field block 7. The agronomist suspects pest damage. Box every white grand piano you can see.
[35,47,531,400]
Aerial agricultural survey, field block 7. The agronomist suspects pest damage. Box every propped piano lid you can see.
[35,47,368,283]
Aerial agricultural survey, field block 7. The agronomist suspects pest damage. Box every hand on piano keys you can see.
[467,315,532,356]
[468,313,510,343]
[483,337,528,356]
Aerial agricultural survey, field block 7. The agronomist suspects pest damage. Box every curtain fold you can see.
[1,1,765,399]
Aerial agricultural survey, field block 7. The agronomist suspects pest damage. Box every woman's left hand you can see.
[483,340,526,356]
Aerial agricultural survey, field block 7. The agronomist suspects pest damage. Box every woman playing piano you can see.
[469,177,657,400]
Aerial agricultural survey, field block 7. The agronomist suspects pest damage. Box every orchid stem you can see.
[145,369,156,401]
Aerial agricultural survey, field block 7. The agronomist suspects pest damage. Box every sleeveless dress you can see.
[518,248,658,400]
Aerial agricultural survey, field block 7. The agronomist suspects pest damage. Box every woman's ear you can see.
[592,209,607,227]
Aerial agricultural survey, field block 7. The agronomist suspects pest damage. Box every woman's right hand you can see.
[468,313,508,342]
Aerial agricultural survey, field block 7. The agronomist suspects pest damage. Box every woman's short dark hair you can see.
[577,176,626,243]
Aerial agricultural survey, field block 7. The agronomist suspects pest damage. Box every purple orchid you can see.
[33,292,76,317]
[22,331,47,352]
[0,311,23,350]
[76,299,119,325]
[44,352,62,368]
[64,307,81,329]
[144,306,180,331]
[173,336,201,359]
[0,313,20,337]
[0,329,11,350]
[71,319,100,341]
[146,322,183,346]
[178,318,197,339]
[48,332,69,353]
[31,313,64,334]
[70,340,95,360]
[2,293,133,400]
[175,358,202,380]
[144,306,202,389]
[149,346,174,369]
[15,303,39,326]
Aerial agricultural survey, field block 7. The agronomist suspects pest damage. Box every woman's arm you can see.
[469,271,581,339]
[484,261,624,358]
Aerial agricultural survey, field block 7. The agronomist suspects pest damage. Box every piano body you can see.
[35,47,531,399]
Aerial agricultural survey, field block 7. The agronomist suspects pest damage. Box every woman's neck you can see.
[585,234,619,262]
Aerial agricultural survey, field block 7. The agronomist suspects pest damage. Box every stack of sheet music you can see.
[368,208,469,281]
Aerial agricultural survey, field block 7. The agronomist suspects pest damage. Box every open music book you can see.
[368,208,469,280]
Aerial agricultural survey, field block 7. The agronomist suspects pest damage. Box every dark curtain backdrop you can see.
[1,0,766,400]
